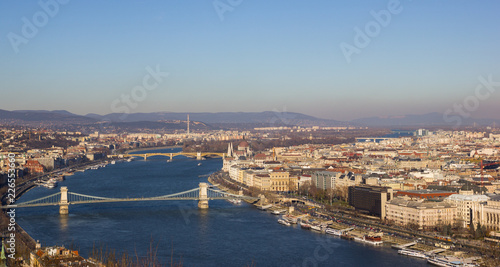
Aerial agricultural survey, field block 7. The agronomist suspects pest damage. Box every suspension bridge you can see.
[2,183,260,214]
[125,152,225,161]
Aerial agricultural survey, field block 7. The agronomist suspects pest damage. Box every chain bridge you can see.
[2,183,260,214]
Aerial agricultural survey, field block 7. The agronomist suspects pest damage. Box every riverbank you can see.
[210,170,488,266]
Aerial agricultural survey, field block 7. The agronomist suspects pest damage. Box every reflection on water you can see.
[59,214,68,231]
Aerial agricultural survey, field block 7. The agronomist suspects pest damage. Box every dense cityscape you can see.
[2,1,500,266]
[0,120,499,266]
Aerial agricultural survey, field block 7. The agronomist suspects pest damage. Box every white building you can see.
[445,191,489,228]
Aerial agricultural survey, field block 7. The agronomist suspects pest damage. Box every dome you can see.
[238,141,249,148]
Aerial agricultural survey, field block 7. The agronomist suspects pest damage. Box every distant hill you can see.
[0,109,96,125]
[3,110,498,129]
[85,111,349,127]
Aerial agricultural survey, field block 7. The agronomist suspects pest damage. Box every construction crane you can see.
[465,158,500,187]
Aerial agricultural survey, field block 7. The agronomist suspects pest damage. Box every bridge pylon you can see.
[198,182,209,209]
[196,152,202,160]
[59,186,69,215]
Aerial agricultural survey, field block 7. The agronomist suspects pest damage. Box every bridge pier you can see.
[196,152,202,160]
[59,186,69,215]
[144,154,147,160]
[198,182,209,209]
[170,153,173,161]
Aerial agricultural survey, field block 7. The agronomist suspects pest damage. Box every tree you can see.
[469,222,476,238]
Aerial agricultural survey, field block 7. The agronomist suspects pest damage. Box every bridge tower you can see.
[198,182,209,209]
[59,186,69,215]
[196,152,202,160]
[144,154,147,160]
[170,153,173,161]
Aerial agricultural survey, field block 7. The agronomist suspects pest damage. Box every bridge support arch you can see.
[59,186,69,215]
[198,183,209,209]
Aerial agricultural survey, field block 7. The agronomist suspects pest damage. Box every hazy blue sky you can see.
[1,0,499,120]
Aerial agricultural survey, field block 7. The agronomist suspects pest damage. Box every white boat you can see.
[325,228,342,236]
[310,224,322,232]
[398,249,428,259]
[354,235,383,246]
[111,160,116,164]
[197,163,202,166]
[227,199,241,204]
[42,180,57,189]
[278,218,291,226]
[257,204,273,210]
[427,256,474,267]
[282,215,298,224]
[272,209,287,215]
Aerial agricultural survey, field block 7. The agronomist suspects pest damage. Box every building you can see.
[30,245,102,267]
[479,195,500,231]
[269,170,297,192]
[444,191,489,228]
[253,174,271,191]
[348,185,393,218]
[385,198,456,229]
[25,159,45,174]
[312,171,340,190]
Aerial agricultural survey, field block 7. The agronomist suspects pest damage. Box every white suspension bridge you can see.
[2,183,260,214]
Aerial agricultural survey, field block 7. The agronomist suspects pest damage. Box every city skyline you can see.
[1,0,499,121]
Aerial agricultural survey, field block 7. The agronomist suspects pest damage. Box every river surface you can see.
[17,148,428,266]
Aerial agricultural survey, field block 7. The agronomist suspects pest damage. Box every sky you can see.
[0,0,499,121]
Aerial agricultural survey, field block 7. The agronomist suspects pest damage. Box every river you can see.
[17,148,428,266]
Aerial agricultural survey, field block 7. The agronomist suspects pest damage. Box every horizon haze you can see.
[1,1,499,121]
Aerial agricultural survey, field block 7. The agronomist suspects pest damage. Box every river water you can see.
[17,148,428,266]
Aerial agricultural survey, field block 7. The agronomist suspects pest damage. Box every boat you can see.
[111,160,116,164]
[360,234,383,246]
[427,256,476,267]
[257,204,273,210]
[42,180,57,189]
[300,222,311,230]
[310,224,322,232]
[398,249,428,259]
[198,163,202,166]
[278,218,291,226]
[271,209,286,215]
[282,215,298,224]
[227,199,241,204]
[325,228,342,236]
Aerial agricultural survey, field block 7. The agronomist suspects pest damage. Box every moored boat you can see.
[300,222,311,230]
[398,249,428,259]
[325,228,342,236]
[427,256,475,267]
[278,218,291,226]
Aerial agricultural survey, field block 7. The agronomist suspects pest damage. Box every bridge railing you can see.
[68,192,118,203]
[13,192,62,207]
[150,188,200,199]
[207,188,259,200]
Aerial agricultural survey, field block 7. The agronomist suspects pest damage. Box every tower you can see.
[227,143,234,158]
[187,114,190,135]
